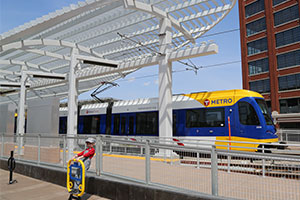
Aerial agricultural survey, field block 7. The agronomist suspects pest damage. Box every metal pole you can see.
[17,70,27,156]
[1,134,4,157]
[99,136,103,175]
[170,149,173,165]
[211,145,218,196]
[37,134,41,165]
[145,140,150,184]
[63,135,66,169]
[262,144,265,177]
[67,48,79,161]
[227,143,231,173]
[158,18,173,157]
[96,136,100,176]
[17,134,21,159]
[197,152,200,169]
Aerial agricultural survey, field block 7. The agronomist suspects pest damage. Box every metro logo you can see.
[211,98,233,105]
[202,98,233,107]
[204,99,210,106]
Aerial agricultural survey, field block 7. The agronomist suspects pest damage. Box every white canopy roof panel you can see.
[0,0,236,105]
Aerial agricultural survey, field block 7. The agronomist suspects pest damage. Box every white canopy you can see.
[0,0,236,104]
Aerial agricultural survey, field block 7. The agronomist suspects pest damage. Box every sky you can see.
[0,0,242,101]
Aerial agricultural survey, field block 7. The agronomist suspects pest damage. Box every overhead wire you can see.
[117,28,240,74]
[117,60,241,83]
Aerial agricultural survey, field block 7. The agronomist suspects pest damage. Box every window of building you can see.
[276,26,300,47]
[136,112,158,135]
[279,122,300,129]
[186,108,225,128]
[249,79,270,93]
[277,50,300,69]
[248,58,269,75]
[247,37,268,55]
[83,115,100,134]
[274,5,299,26]
[278,73,300,91]
[245,0,265,18]
[273,0,288,6]
[280,97,300,113]
[246,17,266,36]
[238,101,260,125]
[266,101,272,113]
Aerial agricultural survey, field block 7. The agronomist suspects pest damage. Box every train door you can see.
[120,114,136,135]
[112,114,120,135]
[173,110,185,136]
[237,100,261,138]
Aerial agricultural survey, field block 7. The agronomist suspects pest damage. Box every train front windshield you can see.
[255,99,273,125]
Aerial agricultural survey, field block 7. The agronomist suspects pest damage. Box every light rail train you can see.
[59,89,278,151]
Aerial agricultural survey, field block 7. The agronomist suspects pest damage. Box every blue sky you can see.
[0,0,242,101]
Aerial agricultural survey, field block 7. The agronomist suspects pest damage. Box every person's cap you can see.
[85,138,96,144]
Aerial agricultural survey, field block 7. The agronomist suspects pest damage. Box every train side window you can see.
[136,112,158,135]
[121,117,126,134]
[83,115,100,134]
[173,113,177,135]
[206,109,225,127]
[238,101,260,125]
[113,114,120,134]
[129,116,135,135]
[186,108,224,128]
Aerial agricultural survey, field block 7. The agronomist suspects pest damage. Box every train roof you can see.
[185,89,263,108]
[59,89,263,112]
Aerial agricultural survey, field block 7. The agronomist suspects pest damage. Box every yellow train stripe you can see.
[215,136,279,152]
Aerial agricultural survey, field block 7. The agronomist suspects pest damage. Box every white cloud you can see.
[144,81,150,86]
[128,77,135,82]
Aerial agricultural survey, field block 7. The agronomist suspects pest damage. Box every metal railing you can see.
[1,133,300,200]
[277,129,300,143]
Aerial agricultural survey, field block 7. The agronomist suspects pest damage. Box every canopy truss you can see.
[0,0,236,104]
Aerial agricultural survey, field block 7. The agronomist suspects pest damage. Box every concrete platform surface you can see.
[0,169,109,200]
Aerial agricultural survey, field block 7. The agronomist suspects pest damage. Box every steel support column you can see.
[67,48,79,160]
[17,70,27,155]
[158,18,172,139]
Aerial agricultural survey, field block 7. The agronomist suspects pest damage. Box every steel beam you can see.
[158,18,173,140]
[67,48,79,160]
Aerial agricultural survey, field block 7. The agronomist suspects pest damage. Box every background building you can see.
[238,0,300,128]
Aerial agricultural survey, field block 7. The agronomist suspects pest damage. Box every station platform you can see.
[0,169,109,200]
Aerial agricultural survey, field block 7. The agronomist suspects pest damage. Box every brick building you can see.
[238,0,300,128]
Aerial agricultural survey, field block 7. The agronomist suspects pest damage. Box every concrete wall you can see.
[0,103,16,134]
[0,159,227,200]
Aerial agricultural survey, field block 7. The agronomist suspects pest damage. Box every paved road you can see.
[0,169,109,200]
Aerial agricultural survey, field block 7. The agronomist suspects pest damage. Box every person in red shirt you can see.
[70,138,95,194]
[73,138,96,162]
